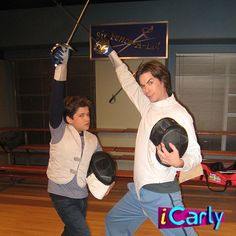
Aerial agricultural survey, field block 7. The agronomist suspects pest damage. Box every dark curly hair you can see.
[64,96,91,122]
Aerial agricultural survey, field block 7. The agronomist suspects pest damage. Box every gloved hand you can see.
[51,43,71,67]
[51,43,71,81]
[94,38,113,56]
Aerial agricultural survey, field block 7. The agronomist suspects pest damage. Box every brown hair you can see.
[64,96,91,122]
[135,60,172,96]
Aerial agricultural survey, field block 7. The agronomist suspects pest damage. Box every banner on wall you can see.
[90,21,168,59]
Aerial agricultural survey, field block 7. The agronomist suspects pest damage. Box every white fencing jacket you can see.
[47,124,98,188]
[109,51,202,195]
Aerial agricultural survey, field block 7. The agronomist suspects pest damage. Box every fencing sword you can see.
[51,0,126,104]
[65,0,90,47]
[51,0,90,65]
[51,0,119,105]
[109,88,123,104]
[51,0,90,37]
[108,72,137,104]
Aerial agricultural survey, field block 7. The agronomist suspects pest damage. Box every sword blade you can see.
[66,0,90,46]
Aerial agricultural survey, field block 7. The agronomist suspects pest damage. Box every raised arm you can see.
[49,45,70,129]
[94,39,149,114]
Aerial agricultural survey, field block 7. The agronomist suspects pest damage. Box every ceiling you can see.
[0,0,151,11]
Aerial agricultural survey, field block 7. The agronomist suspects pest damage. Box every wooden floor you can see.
[0,177,235,236]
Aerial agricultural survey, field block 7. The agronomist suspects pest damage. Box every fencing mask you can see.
[86,151,116,200]
[150,117,188,167]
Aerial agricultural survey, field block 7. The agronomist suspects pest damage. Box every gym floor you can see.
[0,177,235,236]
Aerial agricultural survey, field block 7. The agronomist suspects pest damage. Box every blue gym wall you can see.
[0,0,236,127]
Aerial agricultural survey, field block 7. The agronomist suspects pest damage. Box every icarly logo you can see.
[158,206,224,230]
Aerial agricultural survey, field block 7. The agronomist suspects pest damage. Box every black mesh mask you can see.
[150,117,188,167]
[87,151,116,185]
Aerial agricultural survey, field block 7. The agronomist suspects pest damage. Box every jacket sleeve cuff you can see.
[54,64,67,81]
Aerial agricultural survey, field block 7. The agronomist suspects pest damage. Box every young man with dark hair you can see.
[95,41,202,236]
